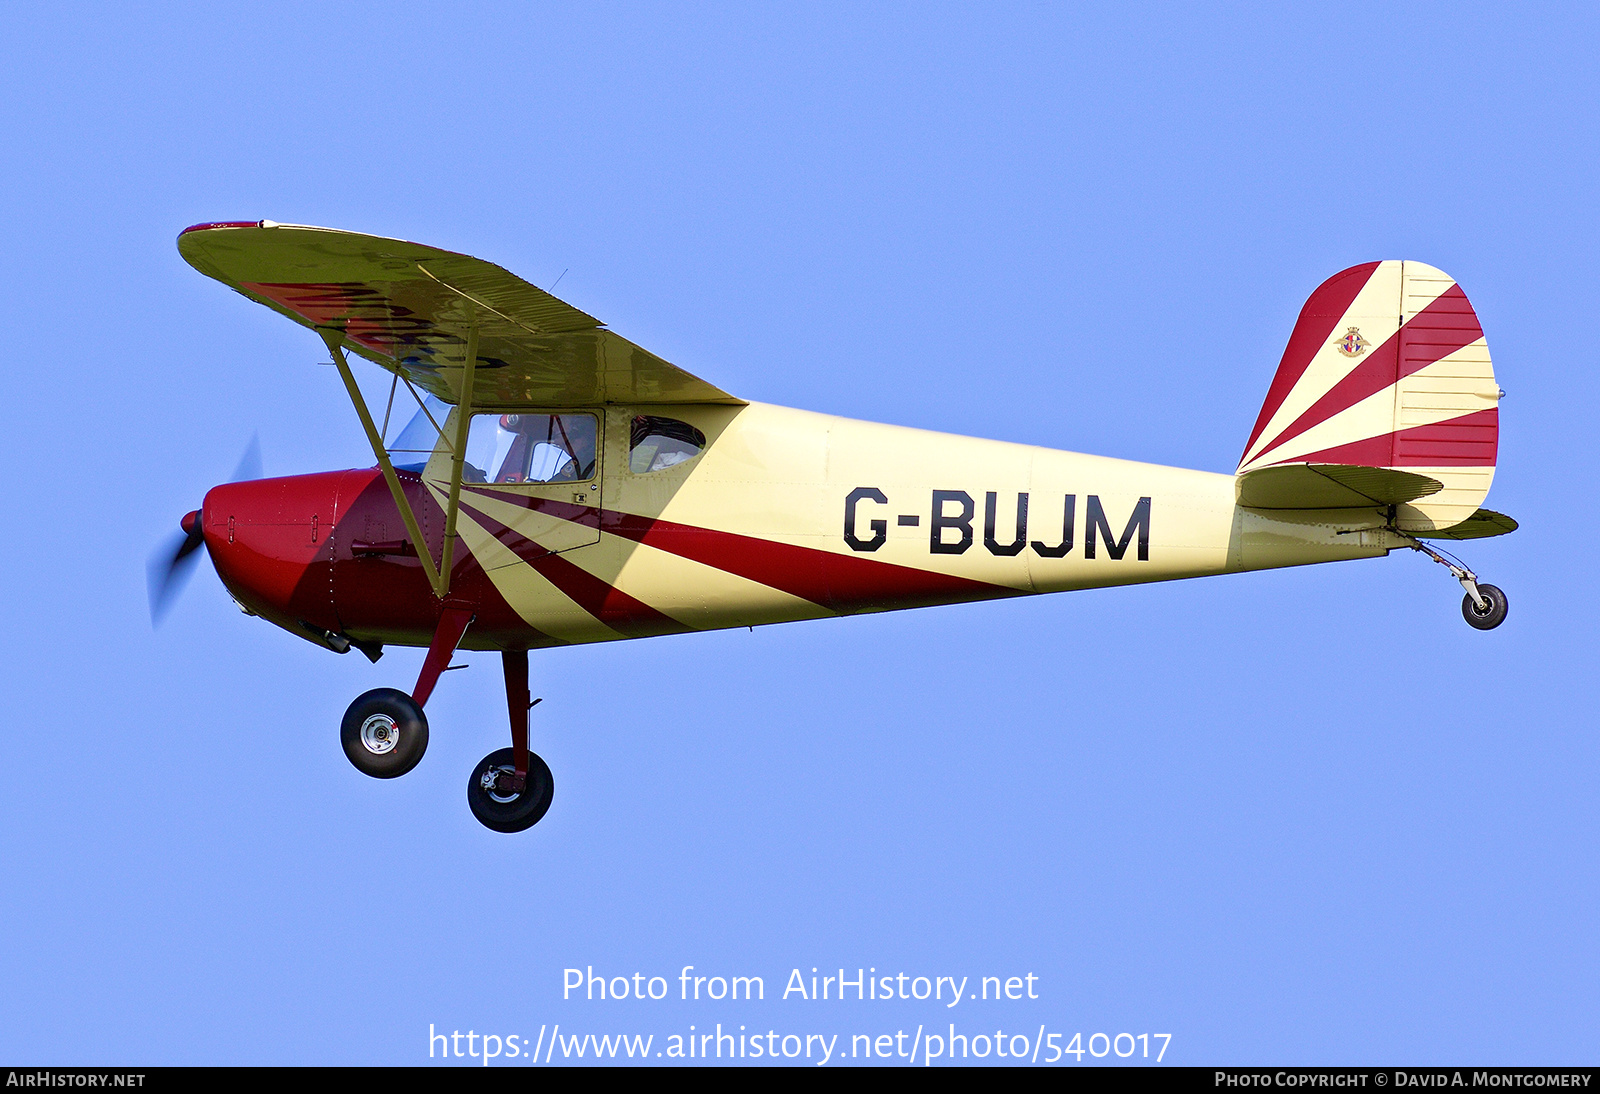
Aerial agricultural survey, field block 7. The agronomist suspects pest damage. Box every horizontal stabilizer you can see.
[1237,464,1443,509]
[1414,508,1518,541]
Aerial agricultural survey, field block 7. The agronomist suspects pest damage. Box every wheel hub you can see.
[359,713,400,755]
[481,765,524,803]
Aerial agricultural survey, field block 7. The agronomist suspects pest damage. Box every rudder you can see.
[1237,261,1501,532]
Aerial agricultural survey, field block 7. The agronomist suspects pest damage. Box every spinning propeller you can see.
[147,435,262,625]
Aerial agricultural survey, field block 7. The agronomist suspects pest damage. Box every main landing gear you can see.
[338,608,555,832]
[340,688,428,778]
[466,650,554,833]
[1397,532,1509,631]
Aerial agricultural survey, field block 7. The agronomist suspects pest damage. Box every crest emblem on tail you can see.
[1334,326,1370,357]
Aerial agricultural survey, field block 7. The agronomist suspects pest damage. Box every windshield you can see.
[385,395,448,472]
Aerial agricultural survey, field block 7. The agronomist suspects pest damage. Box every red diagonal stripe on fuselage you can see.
[1242,262,1382,464]
[529,552,696,639]
[457,497,693,638]
[456,486,598,559]
[600,511,1018,613]
[1253,285,1482,464]
[460,484,598,527]
[459,484,1017,614]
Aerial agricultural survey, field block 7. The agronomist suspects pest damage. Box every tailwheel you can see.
[468,748,554,832]
[1394,528,1509,632]
[1462,583,1509,630]
[341,688,429,778]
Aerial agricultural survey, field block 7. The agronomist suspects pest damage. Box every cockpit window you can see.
[465,413,597,484]
[630,416,706,473]
[385,398,597,484]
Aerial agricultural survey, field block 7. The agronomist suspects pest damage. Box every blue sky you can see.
[0,3,1594,1066]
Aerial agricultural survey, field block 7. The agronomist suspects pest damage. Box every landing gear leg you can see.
[1395,530,1509,631]
[411,607,476,708]
[339,607,474,778]
[466,650,554,833]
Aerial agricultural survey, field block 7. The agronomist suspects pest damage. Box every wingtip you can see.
[179,220,265,237]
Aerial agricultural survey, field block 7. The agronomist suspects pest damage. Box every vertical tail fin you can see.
[1237,261,1501,532]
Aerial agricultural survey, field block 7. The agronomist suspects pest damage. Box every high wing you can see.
[178,221,743,408]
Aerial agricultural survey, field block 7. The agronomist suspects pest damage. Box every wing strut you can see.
[437,328,477,589]
[322,329,446,598]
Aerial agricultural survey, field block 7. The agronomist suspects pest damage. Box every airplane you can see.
[151,222,1515,832]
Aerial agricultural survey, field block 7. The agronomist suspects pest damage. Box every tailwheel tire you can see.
[467,748,554,833]
[340,688,429,778]
[1462,583,1509,631]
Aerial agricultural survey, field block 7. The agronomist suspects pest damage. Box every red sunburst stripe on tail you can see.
[1241,262,1382,463]
[1252,285,1483,465]
[1292,407,1498,468]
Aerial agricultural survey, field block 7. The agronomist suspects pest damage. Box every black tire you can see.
[467,748,554,833]
[340,688,429,778]
[1462,583,1509,630]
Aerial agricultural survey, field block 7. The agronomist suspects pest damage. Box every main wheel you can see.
[1462,583,1509,630]
[467,748,554,833]
[341,688,429,778]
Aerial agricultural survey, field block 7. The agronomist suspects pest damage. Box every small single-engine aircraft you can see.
[152,223,1514,832]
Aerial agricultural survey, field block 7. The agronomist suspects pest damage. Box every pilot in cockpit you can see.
[492,414,596,484]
